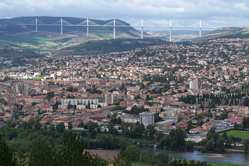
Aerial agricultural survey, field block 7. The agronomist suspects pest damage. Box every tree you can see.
[95,134,120,149]
[52,101,60,111]
[140,151,155,164]
[120,145,140,162]
[110,112,121,125]
[56,123,65,133]
[244,140,249,154]
[33,118,41,130]
[66,86,78,92]
[113,154,131,166]
[57,132,108,166]
[0,96,5,105]
[129,106,149,115]
[145,125,155,139]
[243,97,249,107]
[68,122,73,130]
[129,123,145,138]
[59,132,93,166]
[169,129,187,150]
[0,97,4,112]
[85,122,99,138]
[29,138,55,166]
[46,92,55,101]
[0,136,16,166]
[205,128,225,153]
[159,129,187,151]
[243,117,249,128]
[154,153,171,166]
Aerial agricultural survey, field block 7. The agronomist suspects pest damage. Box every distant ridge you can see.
[0,16,139,38]
[198,27,249,40]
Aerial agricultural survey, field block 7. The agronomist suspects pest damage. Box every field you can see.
[225,130,249,140]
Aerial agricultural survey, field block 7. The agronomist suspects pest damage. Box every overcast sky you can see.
[0,0,249,27]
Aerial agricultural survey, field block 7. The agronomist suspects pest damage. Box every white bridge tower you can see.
[60,17,63,35]
[86,17,89,38]
[169,20,173,42]
[199,20,202,38]
[113,19,116,40]
[35,17,38,33]
[140,19,144,40]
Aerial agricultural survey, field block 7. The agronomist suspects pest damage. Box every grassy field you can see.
[225,130,249,140]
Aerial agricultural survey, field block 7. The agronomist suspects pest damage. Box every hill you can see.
[1,16,249,67]
[0,17,166,66]
[0,45,42,68]
[62,38,165,55]
[200,27,249,40]
[0,16,145,52]
[0,16,139,38]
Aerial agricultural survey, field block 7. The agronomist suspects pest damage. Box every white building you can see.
[105,92,114,106]
[189,79,199,90]
[189,78,200,94]
[139,112,155,127]
[59,98,100,109]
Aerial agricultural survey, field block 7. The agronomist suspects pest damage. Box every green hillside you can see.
[64,38,165,55]
[203,27,249,39]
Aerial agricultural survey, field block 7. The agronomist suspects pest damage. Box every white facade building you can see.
[139,112,155,127]
[189,78,200,94]
[59,98,99,109]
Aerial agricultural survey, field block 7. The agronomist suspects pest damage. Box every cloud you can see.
[0,0,248,26]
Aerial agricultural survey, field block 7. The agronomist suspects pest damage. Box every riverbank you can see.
[132,162,241,166]
[194,145,246,153]
[172,150,249,166]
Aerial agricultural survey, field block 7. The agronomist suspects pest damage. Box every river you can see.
[171,150,249,165]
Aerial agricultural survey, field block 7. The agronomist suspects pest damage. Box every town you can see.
[1,37,249,150]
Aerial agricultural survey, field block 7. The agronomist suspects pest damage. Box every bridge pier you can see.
[199,20,203,38]
[60,17,63,35]
[113,19,116,40]
[86,17,89,38]
[140,20,144,40]
[35,17,38,33]
[169,20,172,42]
